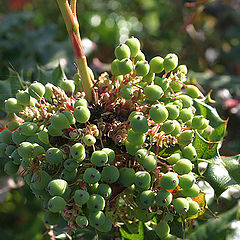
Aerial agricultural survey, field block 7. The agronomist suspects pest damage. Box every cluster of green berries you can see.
[0,36,215,238]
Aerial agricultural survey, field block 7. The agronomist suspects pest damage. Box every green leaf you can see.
[0,68,25,111]
[188,205,239,240]
[51,63,66,87]
[37,66,52,85]
[120,221,144,240]
[221,155,240,184]
[203,156,239,197]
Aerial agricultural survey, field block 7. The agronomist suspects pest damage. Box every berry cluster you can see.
[0,37,214,238]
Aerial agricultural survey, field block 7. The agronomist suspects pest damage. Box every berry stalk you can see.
[56,0,93,102]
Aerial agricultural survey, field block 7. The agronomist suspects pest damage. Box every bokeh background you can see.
[0,0,240,239]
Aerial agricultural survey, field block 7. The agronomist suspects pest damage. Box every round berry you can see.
[118,167,136,187]
[5,98,24,113]
[101,165,119,184]
[61,79,75,96]
[97,184,112,200]
[118,58,133,75]
[149,104,168,123]
[163,53,178,73]
[74,189,90,205]
[160,172,179,190]
[102,148,115,163]
[179,174,195,189]
[70,143,85,162]
[114,43,131,60]
[76,216,88,228]
[28,82,45,100]
[155,220,170,239]
[83,168,101,184]
[130,115,149,134]
[111,59,120,75]
[90,150,108,167]
[173,158,192,175]
[48,196,66,213]
[46,148,63,165]
[149,56,164,73]
[50,113,70,130]
[154,77,170,92]
[120,85,133,100]
[125,37,141,57]
[144,85,164,101]
[134,171,151,188]
[173,197,189,214]
[74,106,90,123]
[83,134,96,146]
[156,190,172,207]
[87,194,105,212]
[135,61,150,76]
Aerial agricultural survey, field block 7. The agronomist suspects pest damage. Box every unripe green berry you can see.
[135,61,150,76]
[114,43,131,60]
[28,82,45,100]
[144,85,164,101]
[173,158,193,175]
[149,104,168,123]
[118,58,133,75]
[125,37,141,57]
[149,56,164,73]
[163,53,178,73]
[74,106,90,123]
[120,85,133,100]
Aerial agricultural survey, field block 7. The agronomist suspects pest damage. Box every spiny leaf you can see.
[203,156,239,197]
[51,63,66,87]
[188,204,239,240]
[221,155,240,184]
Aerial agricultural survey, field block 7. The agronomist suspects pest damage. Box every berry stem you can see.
[56,0,93,102]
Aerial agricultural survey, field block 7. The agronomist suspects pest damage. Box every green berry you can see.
[170,80,183,92]
[87,194,105,212]
[62,111,76,125]
[187,200,200,215]
[134,171,151,188]
[90,150,108,167]
[48,196,66,213]
[176,95,193,108]
[167,153,181,165]
[177,64,188,74]
[149,104,168,123]
[74,98,88,108]
[18,142,33,158]
[120,85,133,100]
[51,113,70,130]
[96,216,112,232]
[163,53,178,73]
[155,220,170,239]
[44,211,60,225]
[192,115,205,130]
[70,143,85,162]
[19,122,38,136]
[154,77,169,92]
[83,134,96,146]
[5,98,24,113]
[118,58,133,75]
[46,148,63,165]
[125,140,141,155]
[125,37,141,57]
[135,61,150,76]
[160,172,179,190]
[135,148,148,165]
[173,158,192,175]
[149,56,164,73]
[179,174,194,189]
[156,190,172,207]
[139,190,155,207]
[178,108,193,122]
[44,83,54,102]
[48,124,62,137]
[144,85,164,101]
[74,106,90,123]
[130,115,149,133]
[102,165,119,183]
[61,168,77,182]
[31,170,51,191]
[166,104,180,120]
[76,216,88,228]
[135,51,145,63]
[97,184,112,200]
[118,167,135,187]
[111,59,120,75]
[186,85,200,98]
[64,158,78,171]
[182,144,197,161]
[37,131,49,145]
[142,154,157,172]
[142,73,155,84]
[178,130,194,146]
[162,120,175,134]
[102,148,115,163]
[28,82,45,100]
[89,211,106,227]
[173,197,189,214]
[47,179,68,196]
[127,129,145,145]
[83,168,101,184]
[114,43,130,60]
[128,111,142,121]
[74,189,90,205]
[171,120,181,137]
[180,184,200,198]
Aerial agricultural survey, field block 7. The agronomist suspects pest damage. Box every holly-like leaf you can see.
[221,155,240,184]
[37,66,52,85]
[188,204,239,240]
[203,156,239,197]
[120,221,144,240]
[51,63,66,87]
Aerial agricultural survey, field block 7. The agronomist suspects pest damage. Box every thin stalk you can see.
[56,0,93,102]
